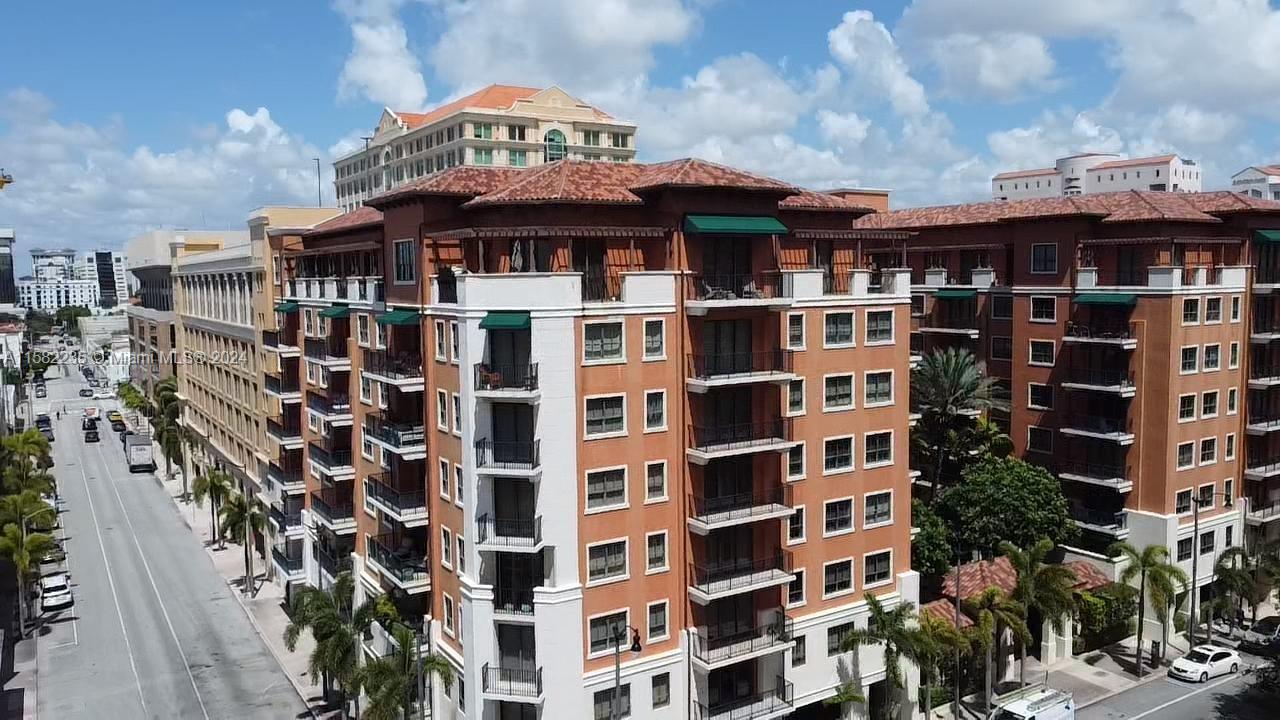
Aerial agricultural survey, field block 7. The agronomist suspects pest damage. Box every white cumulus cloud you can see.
[335,0,429,110]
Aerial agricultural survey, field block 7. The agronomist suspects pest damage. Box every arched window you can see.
[544,129,567,162]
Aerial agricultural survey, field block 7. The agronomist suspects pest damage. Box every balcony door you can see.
[705,457,751,504]
[707,525,753,572]
[703,237,751,291]
[703,319,752,375]
[708,595,753,642]
[709,662,755,709]
[706,387,753,444]
[488,329,530,369]
[494,478,535,522]
[492,404,534,443]
[497,623,536,668]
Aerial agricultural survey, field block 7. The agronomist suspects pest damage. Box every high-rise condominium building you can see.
[30,247,77,280]
[266,159,917,719]
[332,84,637,213]
[992,153,1202,201]
[0,229,18,310]
[76,250,129,307]
[854,190,1280,640]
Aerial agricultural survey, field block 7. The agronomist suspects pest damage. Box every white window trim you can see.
[1029,243,1058,275]
[1199,437,1217,467]
[822,372,856,413]
[643,389,668,433]
[584,393,628,440]
[582,318,627,366]
[436,389,449,430]
[453,464,464,509]
[361,437,375,462]
[1228,387,1239,415]
[1231,296,1242,323]
[434,319,447,360]
[642,317,666,361]
[644,460,668,504]
[787,441,807,481]
[1027,382,1054,411]
[863,429,895,469]
[645,599,670,643]
[822,310,857,349]
[360,376,373,405]
[456,534,466,576]
[1179,345,1199,375]
[1177,393,1197,423]
[440,526,453,570]
[442,593,455,637]
[357,314,371,348]
[1026,425,1052,454]
[586,607,631,659]
[1225,432,1236,461]
[863,489,894,530]
[1176,488,1194,516]
[585,537,630,588]
[785,378,806,417]
[392,239,416,285]
[585,464,630,515]
[821,434,856,476]
[1181,297,1200,326]
[787,506,806,546]
[863,548,895,590]
[1027,339,1056,368]
[448,320,458,363]
[1203,343,1221,372]
[821,557,856,600]
[785,312,806,351]
[1198,481,1218,510]
[1201,390,1219,419]
[451,393,462,437]
[786,568,806,609]
[863,307,896,346]
[438,459,450,500]
[1176,441,1196,470]
[1204,297,1223,325]
[644,530,669,575]
[863,369,895,408]
[1029,296,1057,323]
[1229,341,1240,370]
[822,496,856,538]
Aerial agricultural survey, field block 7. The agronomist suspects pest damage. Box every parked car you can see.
[1244,616,1280,652]
[92,389,113,399]
[78,388,93,397]
[39,572,73,612]
[1169,645,1240,682]
[994,688,1074,720]
[81,417,97,431]
[34,386,46,399]
[106,410,123,422]
[83,429,99,443]
[110,420,126,433]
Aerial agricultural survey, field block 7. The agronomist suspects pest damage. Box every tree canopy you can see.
[937,457,1077,555]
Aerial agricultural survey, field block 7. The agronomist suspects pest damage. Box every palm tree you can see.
[192,469,233,548]
[963,587,1028,715]
[356,622,455,720]
[219,491,266,596]
[1003,539,1076,686]
[0,492,55,533]
[1109,542,1189,677]
[966,416,1013,459]
[911,348,1006,501]
[284,571,396,719]
[0,522,55,636]
[2,430,51,493]
[911,611,968,719]
[154,416,188,489]
[830,593,915,720]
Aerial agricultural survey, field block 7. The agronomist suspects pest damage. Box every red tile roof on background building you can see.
[393,85,542,129]
[375,166,524,203]
[992,168,1058,181]
[463,161,647,207]
[304,205,383,236]
[779,191,874,212]
[1064,561,1112,593]
[1091,154,1178,169]
[940,556,1017,601]
[631,158,799,193]
[855,190,1280,230]
[921,599,974,629]
[1256,165,1280,176]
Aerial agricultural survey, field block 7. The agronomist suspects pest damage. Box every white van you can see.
[994,687,1074,720]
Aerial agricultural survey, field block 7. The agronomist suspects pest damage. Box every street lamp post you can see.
[1188,490,1238,649]
[612,625,642,720]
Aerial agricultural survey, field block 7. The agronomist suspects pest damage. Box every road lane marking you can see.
[1125,672,1242,720]
[95,440,212,720]
[76,458,149,716]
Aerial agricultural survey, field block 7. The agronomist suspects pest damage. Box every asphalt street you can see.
[34,360,305,719]
[1079,654,1271,720]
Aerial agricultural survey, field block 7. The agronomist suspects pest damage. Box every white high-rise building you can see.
[1230,164,1280,200]
[30,248,77,281]
[76,250,129,307]
[17,277,99,311]
[992,152,1202,200]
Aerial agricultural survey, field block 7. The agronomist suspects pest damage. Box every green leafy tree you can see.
[219,492,266,595]
[829,593,915,720]
[966,416,1012,459]
[1109,542,1188,677]
[911,347,1006,502]
[356,622,455,720]
[963,587,1029,716]
[2,430,53,495]
[911,499,952,581]
[192,469,233,548]
[937,457,1077,556]
[0,522,55,635]
[1003,539,1076,686]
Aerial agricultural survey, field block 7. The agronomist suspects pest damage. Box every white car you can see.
[1169,645,1240,682]
[39,573,73,612]
[93,389,114,399]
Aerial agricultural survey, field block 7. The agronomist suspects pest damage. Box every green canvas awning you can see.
[273,302,299,314]
[480,311,531,331]
[684,215,788,235]
[318,305,350,319]
[1256,230,1280,243]
[1074,293,1136,306]
[933,289,976,300]
[376,310,421,326]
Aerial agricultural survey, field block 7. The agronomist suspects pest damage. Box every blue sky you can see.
[2,0,1279,264]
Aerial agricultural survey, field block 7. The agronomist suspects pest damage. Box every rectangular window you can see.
[788,570,805,607]
[585,395,625,437]
[911,294,925,316]
[824,312,854,347]
[1177,442,1195,470]
[1030,244,1057,273]
[823,559,854,597]
[440,527,453,569]
[1180,346,1198,373]
[1028,340,1055,366]
[824,498,853,535]
[786,313,805,349]
[644,390,666,431]
[1204,344,1221,371]
[1183,298,1200,324]
[508,124,526,141]
[1030,296,1056,322]
[1226,525,1235,548]
[787,379,806,415]
[1202,390,1219,418]
[448,320,456,359]
[1177,489,1193,514]
[457,536,465,574]
[864,431,893,467]
[1177,537,1193,561]
[452,393,462,433]
[588,611,628,656]
[586,468,627,511]
[1179,394,1196,420]
[473,147,493,165]
[439,460,450,499]
[1027,426,1053,454]
[864,550,892,587]
[865,310,893,343]
[828,622,856,656]
[1226,433,1236,461]
[991,336,1013,361]
[1028,383,1054,410]
[1228,388,1238,414]
[792,637,806,667]
[1205,297,1222,322]
[787,444,805,480]
[788,507,806,543]
[587,541,628,583]
[357,314,370,346]
[436,390,448,429]
[864,371,893,406]
[645,461,667,502]
[584,321,624,362]
[583,129,601,146]
[823,437,854,473]
[472,122,493,139]
[1225,478,1234,505]
[360,376,372,404]
[393,240,416,283]
[991,294,1013,319]
[1198,483,1216,510]
[643,319,664,359]
[443,595,455,635]
[1200,530,1215,555]
[454,464,464,505]
[824,375,854,410]
[1200,438,1217,465]
[646,532,668,573]
[1229,342,1239,369]
[1232,296,1242,322]
[508,149,527,167]
[864,491,892,527]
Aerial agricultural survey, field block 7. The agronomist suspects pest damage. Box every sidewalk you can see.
[5,633,38,720]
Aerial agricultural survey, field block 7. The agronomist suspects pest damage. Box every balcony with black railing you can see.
[268,504,303,535]
[264,373,301,397]
[1069,505,1129,537]
[266,417,303,445]
[1063,321,1137,349]
[308,439,354,474]
[364,417,426,453]
[1247,454,1280,479]
[687,420,794,463]
[474,438,541,474]
[1061,367,1136,396]
[476,514,543,551]
[686,351,794,391]
[271,544,304,576]
[918,306,980,337]
[474,363,540,396]
[688,486,793,534]
[1057,460,1132,491]
[691,611,793,669]
[366,532,430,592]
[481,663,542,701]
[310,487,356,531]
[1060,413,1134,444]
[686,273,789,314]
[267,462,306,493]
[1251,364,1280,388]
[694,677,794,720]
[688,552,793,604]
[1248,407,1280,435]
[304,336,350,363]
[492,584,535,617]
[364,471,428,525]
[308,391,352,418]
[1248,499,1280,525]
[364,349,425,386]
[316,545,353,579]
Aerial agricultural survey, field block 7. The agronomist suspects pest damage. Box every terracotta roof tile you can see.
[394,85,542,129]
[1098,191,1217,224]
[1090,154,1178,169]
[941,556,1017,601]
[371,166,524,205]
[992,168,1058,181]
[463,160,647,207]
[921,599,974,629]
[304,205,382,236]
[1258,164,1280,176]
[630,158,799,194]
[778,190,874,212]
[1065,561,1112,593]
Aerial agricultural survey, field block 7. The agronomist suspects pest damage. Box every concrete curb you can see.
[1076,666,1170,709]
[224,583,320,719]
